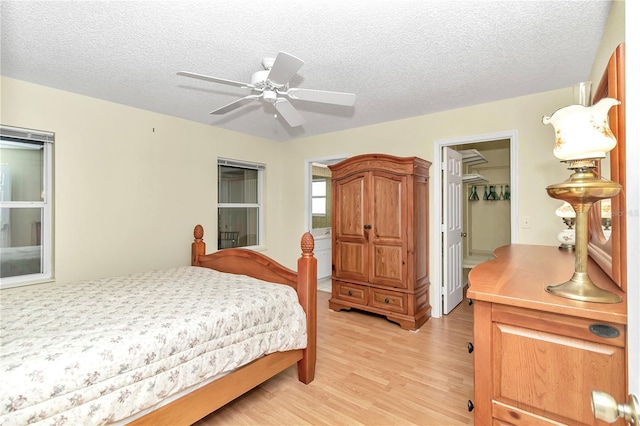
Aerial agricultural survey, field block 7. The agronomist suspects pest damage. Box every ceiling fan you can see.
[177,52,356,128]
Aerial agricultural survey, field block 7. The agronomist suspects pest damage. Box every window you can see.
[217,158,264,249]
[0,125,54,289]
[311,179,327,216]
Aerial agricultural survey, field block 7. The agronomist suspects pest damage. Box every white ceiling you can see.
[1,1,612,142]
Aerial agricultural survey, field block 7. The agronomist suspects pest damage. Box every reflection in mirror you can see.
[592,152,612,243]
[587,43,626,291]
[555,202,576,250]
[592,199,612,243]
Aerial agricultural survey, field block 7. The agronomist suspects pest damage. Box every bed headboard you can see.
[191,224,314,289]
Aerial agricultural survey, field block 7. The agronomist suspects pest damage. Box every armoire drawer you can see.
[369,288,407,314]
[333,280,368,305]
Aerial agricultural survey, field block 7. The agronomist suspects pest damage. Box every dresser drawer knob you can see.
[467,342,474,353]
[347,290,353,296]
[468,298,473,306]
[468,400,474,412]
[384,298,390,303]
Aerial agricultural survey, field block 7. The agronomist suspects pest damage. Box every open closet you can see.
[459,140,511,270]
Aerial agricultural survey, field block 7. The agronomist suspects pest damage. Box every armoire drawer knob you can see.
[347,290,353,296]
[468,342,474,353]
[384,298,390,303]
[468,400,474,412]
[468,298,473,306]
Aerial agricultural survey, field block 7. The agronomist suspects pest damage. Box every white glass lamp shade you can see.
[555,202,576,249]
[555,202,576,218]
[557,228,576,247]
[542,98,620,161]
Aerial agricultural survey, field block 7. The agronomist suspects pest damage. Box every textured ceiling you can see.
[1,1,612,141]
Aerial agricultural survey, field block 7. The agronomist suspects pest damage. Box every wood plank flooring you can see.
[195,290,474,425]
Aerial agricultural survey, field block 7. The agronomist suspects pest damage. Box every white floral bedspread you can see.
[0,266,307,425]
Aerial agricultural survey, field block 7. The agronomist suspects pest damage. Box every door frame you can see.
[304,154,349,235]
[432,130,519,318]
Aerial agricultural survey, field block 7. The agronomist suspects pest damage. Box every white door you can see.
[443,147,464,314]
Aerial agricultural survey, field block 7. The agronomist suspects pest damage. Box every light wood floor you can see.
[195,290,474,426]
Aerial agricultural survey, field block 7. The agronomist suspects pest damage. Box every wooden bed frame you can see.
[129,225,317,426]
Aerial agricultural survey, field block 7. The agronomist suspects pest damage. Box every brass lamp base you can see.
[546,161,622,304]
[546,272,622,303]
[558,243,575,251]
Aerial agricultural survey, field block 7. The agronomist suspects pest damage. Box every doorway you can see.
[433,131,519,317]
[304,155,348,282]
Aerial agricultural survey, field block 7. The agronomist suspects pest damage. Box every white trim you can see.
[0,125,54,143]
[217,157,265,170]
[303,154,349,233]
[217,160,264,249]
[626,0,639,394]
[432,130,518,318]
[0,132,54,289]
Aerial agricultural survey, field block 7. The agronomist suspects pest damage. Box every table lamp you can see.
[543,97,622,303]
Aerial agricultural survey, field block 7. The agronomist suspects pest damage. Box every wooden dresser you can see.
[328,154,431,330]
[467,245,627,425]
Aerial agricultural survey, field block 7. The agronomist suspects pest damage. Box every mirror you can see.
[588,43,626,291]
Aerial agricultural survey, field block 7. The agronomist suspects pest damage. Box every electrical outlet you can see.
[522,216,532,229]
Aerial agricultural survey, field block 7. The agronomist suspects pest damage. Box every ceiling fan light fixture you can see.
[251,70,269,87]
[262,57,275,70]
[263,90,277,103]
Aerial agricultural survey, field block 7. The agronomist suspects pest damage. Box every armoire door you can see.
[368,171,407,288]
[333,172,369,282]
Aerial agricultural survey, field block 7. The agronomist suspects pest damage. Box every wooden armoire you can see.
[328,154,431,330]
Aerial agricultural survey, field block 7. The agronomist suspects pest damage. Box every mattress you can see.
[0,266,307,425]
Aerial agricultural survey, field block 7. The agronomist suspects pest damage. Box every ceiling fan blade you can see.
[177,71,253,89]
[210,94,262,115]
[285,88,356,106]
[266,52,304,87]
[275,98,305,127]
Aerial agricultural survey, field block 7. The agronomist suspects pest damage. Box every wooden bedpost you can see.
[297,232,317,384]
[192,225,206,266]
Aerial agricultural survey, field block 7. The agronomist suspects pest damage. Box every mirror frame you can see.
[588,43,626,292]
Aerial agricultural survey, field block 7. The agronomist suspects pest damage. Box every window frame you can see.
[0,125,54,289]
[217,158,264,250]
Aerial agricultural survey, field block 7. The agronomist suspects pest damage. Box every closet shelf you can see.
[460,149,488,166]
[463,173,489,184]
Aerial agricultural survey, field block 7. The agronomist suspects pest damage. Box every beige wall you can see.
[589,0,625,90]
[276,88,574,276]
[278,2,627,311]
[1,77,285,283]
[0,77,581,286]
[0,1,625,293]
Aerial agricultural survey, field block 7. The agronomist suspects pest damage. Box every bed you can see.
[0,225,317,426]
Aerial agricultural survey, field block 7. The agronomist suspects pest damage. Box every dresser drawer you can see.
[492,304,626,347]
[333,280,368,305]
[369,288,407,314]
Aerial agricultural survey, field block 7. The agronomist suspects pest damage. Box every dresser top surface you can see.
[467,244,627,324]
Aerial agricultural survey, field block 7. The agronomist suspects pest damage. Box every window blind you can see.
[217,158,265,170]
